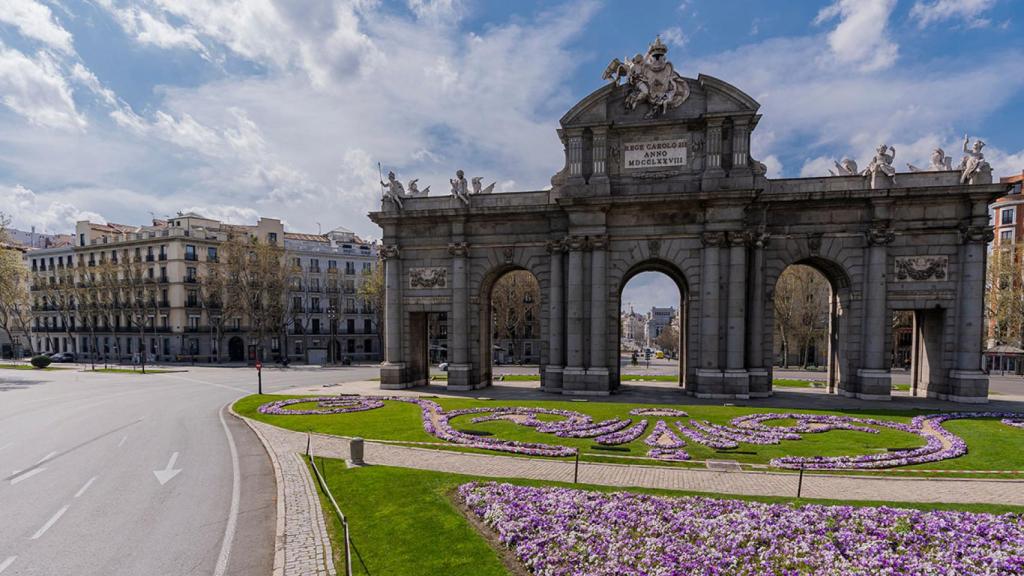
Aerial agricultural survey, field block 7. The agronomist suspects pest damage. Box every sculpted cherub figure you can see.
[828,158,858,176]
[450,169,470,205]
[958,134,991,185]
[861,144,896,189]
[907,148,952,172]
[380,170,405,209]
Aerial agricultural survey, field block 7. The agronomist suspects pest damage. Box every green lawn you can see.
[309,462,1024,576]
[0,363,66,371]
[235,395,1024,474]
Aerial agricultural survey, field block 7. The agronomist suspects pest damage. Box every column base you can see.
[690,369,749,399]
[542,366,564,392]
[379,363,409,389]
[943,370,990,403]
[856,369,892,400]
[748,368,771,396]
[722,369,749,396]
[446,364,476,391]
[562,367,610,394]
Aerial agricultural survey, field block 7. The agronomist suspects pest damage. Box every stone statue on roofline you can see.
[861,144,897,189]
[828,158,859,176]
[602,36,690,119]
[450,169,470,205]
[381,170,405,209]
[407,179,430,198]
[471,177,496,195]
[958,134,992,185]
[907,148,953,172]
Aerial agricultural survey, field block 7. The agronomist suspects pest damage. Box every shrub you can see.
[30,355,52,369]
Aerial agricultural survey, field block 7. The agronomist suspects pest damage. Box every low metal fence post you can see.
[797,465,805,499]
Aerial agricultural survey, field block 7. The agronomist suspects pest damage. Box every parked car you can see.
[49,352,77,363]
[438,362,449,371]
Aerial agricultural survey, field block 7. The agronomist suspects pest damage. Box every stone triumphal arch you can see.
[370,38,1008,403]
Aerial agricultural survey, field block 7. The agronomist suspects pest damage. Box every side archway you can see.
[476,264,545,387]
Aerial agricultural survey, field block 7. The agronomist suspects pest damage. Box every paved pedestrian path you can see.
[247,417,1024,507]
[242,416,336,576]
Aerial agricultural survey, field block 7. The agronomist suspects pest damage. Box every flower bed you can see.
[555,418,631,438]
[594,419,648,445]
[257,396,385,415]
[644,420,689,460]
[673,421,739,450]
[459,482,1024,576]
[628,407,688,417]
[1004,418,1024,430]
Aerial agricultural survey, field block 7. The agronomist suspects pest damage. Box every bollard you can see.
[573,451,579,484]
[349,437,365,466]
[797,465,805,499]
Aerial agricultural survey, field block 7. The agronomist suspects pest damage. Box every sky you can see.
[0,1,1022,306]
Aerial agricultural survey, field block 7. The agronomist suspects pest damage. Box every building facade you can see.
[372,39,1006,403]
[25,215,380,364]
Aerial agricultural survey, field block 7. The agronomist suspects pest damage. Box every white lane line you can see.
[10,468,45,485]
[31,505,69,539]
[35,451,56,465]
[118,435,127,448]
[74,476,98,498]
[0,556,15,574]
[213,404,241,576]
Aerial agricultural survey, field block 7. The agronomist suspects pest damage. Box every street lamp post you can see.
[327,305,338,365]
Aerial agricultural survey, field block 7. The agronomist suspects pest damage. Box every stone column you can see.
[591,130,608,178]
[731,120,750,168]
[724,231,749,396]
[705,121,723,171]
[563,235,587,390]
[695,231,725,396]
[544,240,565,391]
[379,245,405,389]
[950,225,993,402]
[566,131,584,179]
[589,236,608,372]
[856,226,893,399]
[747,233,770,396]
[447,242,473,390]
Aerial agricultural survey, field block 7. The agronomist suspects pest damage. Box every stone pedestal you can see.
[379,363,408,389]
[542,366,564,392]
[747,368,771,397]
[446,364,474,391]
[942,370,989,403]
[855,369,892,400]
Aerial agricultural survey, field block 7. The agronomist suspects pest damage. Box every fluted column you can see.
[382,245,401,364]
[699,232,724,372]
[747,233,771,396]
[589,236,608,370]
[545,240,565,391]
[565,235,586,370]
[948,224,993,402]
[448,242,469,365]
[856,226,893,399]
[726,232,748,370]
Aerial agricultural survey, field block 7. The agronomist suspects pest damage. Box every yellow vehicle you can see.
[655,351,665,359]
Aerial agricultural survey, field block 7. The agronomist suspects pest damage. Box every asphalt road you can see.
[0,363,370,576]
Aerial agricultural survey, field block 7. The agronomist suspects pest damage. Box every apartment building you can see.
[25,214,380,364]
[283,227,379,364]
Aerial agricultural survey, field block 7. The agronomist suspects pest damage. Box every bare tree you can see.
[986,242,1024,348]
[121,249,156,373]
[0,240,34,358]
[356,265,384,358]
[490,271,540,363]
[773,265,830,368]
[221,235,288,362]
[198,254,236,362]
[654,322,680,357]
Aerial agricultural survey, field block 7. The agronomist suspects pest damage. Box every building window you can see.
[186,267,197,282]
[1000,229,1014,244]
[188,316,199,329]
[345,262,356,274]
[207,246,218,262]
[294,340,302,354]
[271,337,280,352]
[268,232,278,245]
[185,245,197,261]
[1002,208,1015,226]
[362,262,371,272]
[328,260,337,270]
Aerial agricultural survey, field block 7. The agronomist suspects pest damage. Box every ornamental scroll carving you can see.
[895,256,948,282]
[409,267,448,289]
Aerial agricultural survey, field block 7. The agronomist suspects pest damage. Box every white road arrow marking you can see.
[32,505,69,539]
[0,556,15,574]
[10,468,45,485]
[153,452,181,485]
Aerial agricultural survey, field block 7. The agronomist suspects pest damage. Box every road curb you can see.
[228,404,287,576]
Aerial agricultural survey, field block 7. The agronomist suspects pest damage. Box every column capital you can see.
[701,231,727,247]
[447,241,469,257]
[545,239,565,254]
[959,224,994,245]
[380,244,401,259]
[866,227,895,246]
[726,231,752,247]
[588,235,609,251]
[564,235,587,251]
[753,232,770,248]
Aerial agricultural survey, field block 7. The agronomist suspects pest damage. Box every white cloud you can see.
[407,0,464,23]
[0,184,105,233]
[0,43,85,130]
[0,0,74,55]
[814,0,898,72]
[108,5,207,53]
[661,26,687,48]
[910,0,997,29]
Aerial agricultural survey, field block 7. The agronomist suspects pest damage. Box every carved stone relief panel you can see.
[894,256,948,282]
[409,267,448,289]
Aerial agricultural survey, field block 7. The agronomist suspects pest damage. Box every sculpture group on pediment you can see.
[381,170,432,209]
[907,148,953,173]
[603,36,690,119]
[449,170,496,204]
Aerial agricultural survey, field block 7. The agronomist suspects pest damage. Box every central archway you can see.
[615,259,690,390]
[478,266,543,387]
